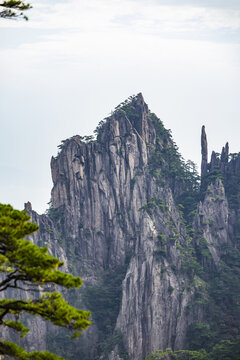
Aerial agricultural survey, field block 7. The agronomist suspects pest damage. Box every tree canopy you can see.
[0,203,91,360]
[0,1,31,20]
[146,336,240,360]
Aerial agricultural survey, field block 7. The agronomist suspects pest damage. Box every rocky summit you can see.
[8,94,240,359]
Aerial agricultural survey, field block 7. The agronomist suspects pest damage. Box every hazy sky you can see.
[0,0,239,213]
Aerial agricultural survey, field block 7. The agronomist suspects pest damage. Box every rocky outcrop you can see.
[201,125,208,179]
[4,94,240,360]
[43,94,202,359]
[24,202,68,268]
[194,178,230,266]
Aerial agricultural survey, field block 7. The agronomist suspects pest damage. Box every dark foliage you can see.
[0,204,91,359]
[0,0,31,20]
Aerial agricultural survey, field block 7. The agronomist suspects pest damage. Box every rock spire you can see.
[201,125,208,179]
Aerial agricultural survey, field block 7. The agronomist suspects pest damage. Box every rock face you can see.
[201,125,208,179]
[44,94,201,358]
[194,178,229,266]
[6,94,240,359]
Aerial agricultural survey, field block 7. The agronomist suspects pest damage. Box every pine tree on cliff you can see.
[0,1,31,20]
[0,203,91,360]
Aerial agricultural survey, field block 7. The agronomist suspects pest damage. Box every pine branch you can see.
[0,203,91,359]
[0,1,32,20]
[0,340,66,359]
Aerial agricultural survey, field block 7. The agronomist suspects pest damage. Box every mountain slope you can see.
[12,94,240,359]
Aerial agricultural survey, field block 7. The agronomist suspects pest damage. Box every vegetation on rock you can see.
[147,335,240,360]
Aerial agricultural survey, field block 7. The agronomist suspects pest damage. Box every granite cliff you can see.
[9,94,240,359]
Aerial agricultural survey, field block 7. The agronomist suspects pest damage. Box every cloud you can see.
[128,0,240,10]
[1,0,239,38]
[0,0,239,78]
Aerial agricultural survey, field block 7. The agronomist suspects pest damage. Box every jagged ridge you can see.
[7,94,240,360]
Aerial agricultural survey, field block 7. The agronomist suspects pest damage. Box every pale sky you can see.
[0,0,240,214]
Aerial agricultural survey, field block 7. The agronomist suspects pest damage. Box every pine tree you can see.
[0,203,91,359]
[0,1,31,20]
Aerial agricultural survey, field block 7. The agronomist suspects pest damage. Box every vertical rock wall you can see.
[42,94,201,359]
[8,94,240,360]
